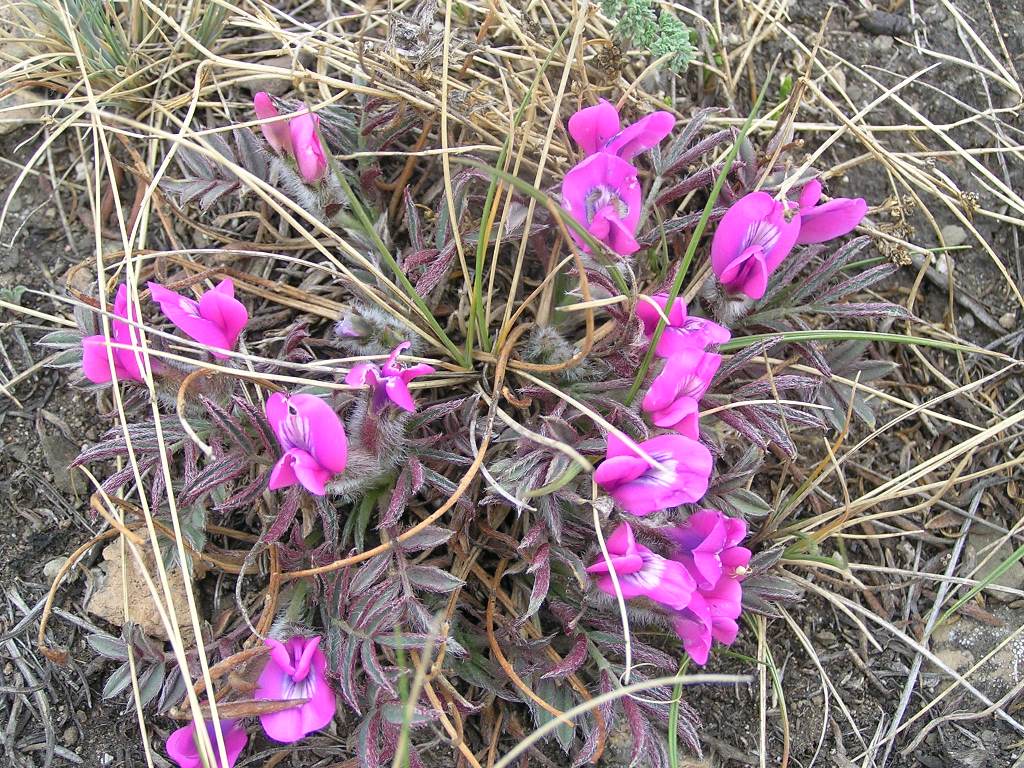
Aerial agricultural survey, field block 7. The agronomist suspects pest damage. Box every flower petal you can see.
[710,192,777,277]
[149,282,233,358]
[604,111,676,160]
[253,92,292,155]
[197,280,248,349]
[567,99,620,155]
[289,111,327,184]
[287,394,348,473]
[798,178,822,209]
[795,197,867,244]
[81,336,117,384]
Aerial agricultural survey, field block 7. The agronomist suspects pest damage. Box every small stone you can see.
[940,224,968,248]
[0,91,45,135]
[999,312,1016,330]
[43,556,69,584]
[86,541,195,642]
[62,726,79,746]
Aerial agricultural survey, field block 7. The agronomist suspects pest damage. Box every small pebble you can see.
[940,224,968,248]
[43,556,69,584]
[999,312,1016,330]
[63,726,78,746]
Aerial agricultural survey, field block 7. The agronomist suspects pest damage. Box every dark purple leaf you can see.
[542,634,587,680]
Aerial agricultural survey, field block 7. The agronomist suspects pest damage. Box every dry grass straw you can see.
[2,0,1024,763]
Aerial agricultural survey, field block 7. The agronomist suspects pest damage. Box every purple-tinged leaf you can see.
[180,453,249,506]
[663,128,733,176]
[818,262,900,304]
[399,525,453,553]
[349,553,392,596]
[361,642,396,697]
[261,487,302,543]
[214,471,269,513]
[200,396,252,454]
[87,634,129,661]
[520,545,550,624]
[406,565,464,594]
[715,409,768,449]
[542,634,587,680]
[356,709,381,766]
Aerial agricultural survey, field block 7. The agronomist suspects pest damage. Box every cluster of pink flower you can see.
[167,635,336,767]
[81,279,248,384]
[588,513,750,665]
[266,341,433,496]
[711,179,867,299]
[572,99,867,664]
[81,280,433,498]
[253,92,329,184]
[590,291,742,663]
[561,99,675,255]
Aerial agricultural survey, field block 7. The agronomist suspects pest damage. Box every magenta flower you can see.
[586,522,696,610]
[642,349,722,439]
[568,99,675,160]
[710,192,802,300]
[147,279,248,360]
[289,111,328,185]
[253,92,292,154]
[81,284,148,384]
[266,393,348,496]
[636,294,730,358]
[794,179,867,245]
[669,509,751,589]
[255,636,336,743]
[344,341,435,413]
[253,92,328,184]
[562,153,642,255]
[594,432,713,516]
[668,510,749,665]
[166,719,247,768]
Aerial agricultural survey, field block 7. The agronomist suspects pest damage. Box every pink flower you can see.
[166,719,247,768]
[668,509,751,589]
[345,341,435,413]
[642,349,722,439]
[636,294,730,358]
[147,279,248,360]
[594,432,713,516]
[255,636,336,743]
[668,510,750,665]
[81,284,148,384]
[253,92,328,184]
[266,393,348,496]
[586,522,696,610]
[568,99,675,160]
[253,92,293,155]
[794,179,867,245]
[562,153,642,255]
[289,111,328,184]
[710,192,801,300]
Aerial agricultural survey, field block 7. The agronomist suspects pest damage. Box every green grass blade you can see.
[466,26,572,360]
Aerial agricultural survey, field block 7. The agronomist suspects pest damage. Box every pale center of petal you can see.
[280,405,312,452]
[585,185,631,224]
[741,219,780,253]
[629,551,665,589]
[639,450,678,487]
[282,673,317,701]
[178,297,202,318]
